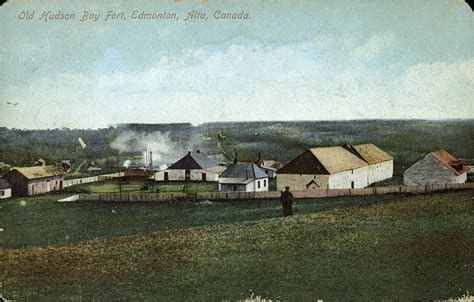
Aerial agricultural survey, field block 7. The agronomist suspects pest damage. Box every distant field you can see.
[1,190,473,300]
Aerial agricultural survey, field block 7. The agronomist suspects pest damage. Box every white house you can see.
[155,151,224,182]
[218,161,269,192]
[276,146,369,191]
[403,150,468,186]
[0,179,12,199]
[343,143,393,185]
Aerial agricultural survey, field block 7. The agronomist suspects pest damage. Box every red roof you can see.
[430,150,468,176]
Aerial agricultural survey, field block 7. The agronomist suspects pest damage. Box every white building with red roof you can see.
[403,150,468,186]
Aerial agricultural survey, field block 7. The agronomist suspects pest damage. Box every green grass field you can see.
[64,180,218,194]
[1,190,473,300]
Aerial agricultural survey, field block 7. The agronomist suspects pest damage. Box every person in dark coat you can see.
[280,186,294,216]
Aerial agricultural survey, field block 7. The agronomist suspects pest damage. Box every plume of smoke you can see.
[123,159,132,168]
[110,131,178,163]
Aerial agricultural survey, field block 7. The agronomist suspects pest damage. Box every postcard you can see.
[1,0,473,300]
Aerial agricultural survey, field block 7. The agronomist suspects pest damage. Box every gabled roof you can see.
[345,144,393,164]
[0,179,11,189]
[220,162,268,179]
[309,147,368,174]
[168,152,217,170]
[306,179,320,188]
[430,150,467,176]
[278,146,368,175]
[7,165,65,180]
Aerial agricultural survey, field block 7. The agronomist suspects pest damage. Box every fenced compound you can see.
[78,182,474,203]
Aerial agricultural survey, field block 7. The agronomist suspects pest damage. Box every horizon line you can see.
[1,118,473,131]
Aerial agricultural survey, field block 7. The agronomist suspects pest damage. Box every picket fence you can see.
[63,172,123,188]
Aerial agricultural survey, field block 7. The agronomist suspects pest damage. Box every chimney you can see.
[188,151,191,155]
[234,150,238,164]
[144,149,148,167]
[196,149,200,153]
[149,150,153,168]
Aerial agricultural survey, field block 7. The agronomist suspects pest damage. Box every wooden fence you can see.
[63,172,123,187]
[78,182,474,203]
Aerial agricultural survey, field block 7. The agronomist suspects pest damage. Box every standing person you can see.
[280,186,294,217]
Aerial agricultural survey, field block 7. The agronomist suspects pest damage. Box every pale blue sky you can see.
[1,0,473,129]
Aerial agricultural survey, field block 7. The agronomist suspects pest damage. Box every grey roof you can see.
[168,152,217,170]
[192,153,218,169]
[0,179,12,189]
[218,178,254,185]
[220,162,268,179]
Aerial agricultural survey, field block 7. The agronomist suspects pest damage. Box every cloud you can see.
[352,33,395,61]
[1,36,473,129]
[395,58,474,118]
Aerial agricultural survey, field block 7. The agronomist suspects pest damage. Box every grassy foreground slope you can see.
[3,191,406,248]
[2,191,474,301]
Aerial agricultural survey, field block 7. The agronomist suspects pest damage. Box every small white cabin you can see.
[219,162,269,192]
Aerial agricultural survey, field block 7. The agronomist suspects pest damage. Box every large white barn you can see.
[276,146,369,191]
[343,144,393,185]
[403,150,467,186]
[155,151,225,182]
[218,161,269,192]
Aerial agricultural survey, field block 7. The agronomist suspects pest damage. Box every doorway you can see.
[185,170,190,181]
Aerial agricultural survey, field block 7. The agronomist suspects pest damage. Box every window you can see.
[164,172,169,181]
[257,180,261,189]
[0,191,4,196]
[264,179,267,187]
[351,181,355,189]
[185,170,190,181]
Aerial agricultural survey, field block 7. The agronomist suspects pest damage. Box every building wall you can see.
[155,169,218,182]
[277,167,369,190]
[328,166,368,189]
[368,160,393,184]
[27,176,64,195]
[219,178,269,192]
[250,178,269,192]
[219,183,248,192]
[0,188,12,199]
[404,154,467,186]
[276,174,330,191]
[4,172,29,196]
